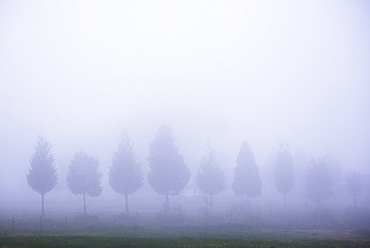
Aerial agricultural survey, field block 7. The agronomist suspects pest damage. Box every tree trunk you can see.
[317,209,320,225]
[317,201,322,225]
[283,193,286,210]
[165,194,170,212]
[83,193,87,214]
[41,193,45,216]
[125,194,129,213]
[210,194,213,211]
[245,195,250,222]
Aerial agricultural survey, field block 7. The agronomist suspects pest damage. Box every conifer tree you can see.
[147,125,190,211]
[232,142,262,206]
[195,145,226,211]
[27,136,58,216]
[109,131,143,213]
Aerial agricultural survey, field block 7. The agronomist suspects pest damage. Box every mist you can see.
[0,0,369,234]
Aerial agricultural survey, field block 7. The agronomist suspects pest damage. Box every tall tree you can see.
[147,125,190,211]
[274,146,294,210]
[345,171,363,207]
[27,136,58,216]
[232,142,262,206]
[306,157,334,224]
[66,151,102,214]
[109,131,143,213]
[195,145,226,211]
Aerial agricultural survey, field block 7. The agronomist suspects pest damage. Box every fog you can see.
[0,0,369,221]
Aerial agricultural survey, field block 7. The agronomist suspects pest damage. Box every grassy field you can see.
[0,225,369,248]
[0,235,369,248]
[1,201,369,247]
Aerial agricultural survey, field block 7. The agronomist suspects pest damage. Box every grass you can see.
[0,235,369,248]
[0,226,369,248]
[1,206,369,247]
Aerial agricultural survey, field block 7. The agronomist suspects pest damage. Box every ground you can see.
[0,224,369,248]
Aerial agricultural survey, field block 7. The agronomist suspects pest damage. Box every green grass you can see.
[1,211,369,248]
[0,226,369,248]
[0,235,369,248]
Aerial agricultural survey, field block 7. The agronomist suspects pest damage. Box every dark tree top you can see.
[27,136,58,196]
[66,151,102,197]
[274,147,294,195]
[195,145,226,196]
[147,125,190,196]
[232,141,262,197]
[306,157,334,204]
[109,131,143,196]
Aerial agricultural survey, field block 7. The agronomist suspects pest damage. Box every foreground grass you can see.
[0,235,369,248]
[0,226,369,248]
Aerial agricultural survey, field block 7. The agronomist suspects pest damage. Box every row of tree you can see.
[27,125,364,217]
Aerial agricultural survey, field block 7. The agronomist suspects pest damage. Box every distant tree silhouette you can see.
[306,157,334,204]
[306,157,334,224]
[66,151,102,214]
[147,125,190,211]
[27,136,58,216]
[345,171,363,207]
[109,131,143,213]
[195,145,226,211]
[274,146,294,210]
[232,142,262,206]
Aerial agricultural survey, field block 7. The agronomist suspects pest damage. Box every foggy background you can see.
[0,1,369,211]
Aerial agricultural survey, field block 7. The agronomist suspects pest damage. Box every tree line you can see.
[27,125,364,219]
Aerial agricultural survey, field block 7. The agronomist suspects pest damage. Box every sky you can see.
[0,0,369,197]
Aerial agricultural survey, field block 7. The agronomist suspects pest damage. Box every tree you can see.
[147,125,190,211]
[274,146,294,210]
[345,171,363,207]
[66,151,102,214]
[306,157,334,204]
[306,157,334,224]
[109,131,143,213]
[195,145,226,211]
[232,141,262,206]
[27,136,58,216]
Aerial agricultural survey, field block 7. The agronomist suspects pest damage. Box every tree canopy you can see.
[66,151,102,214]
[232,142,262,205]
[27,136,58,216]
[147,125,190,211]
[109,131,143,213]
[195,145,226,211]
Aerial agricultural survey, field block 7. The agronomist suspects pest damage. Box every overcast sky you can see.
[1,1,369,195]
